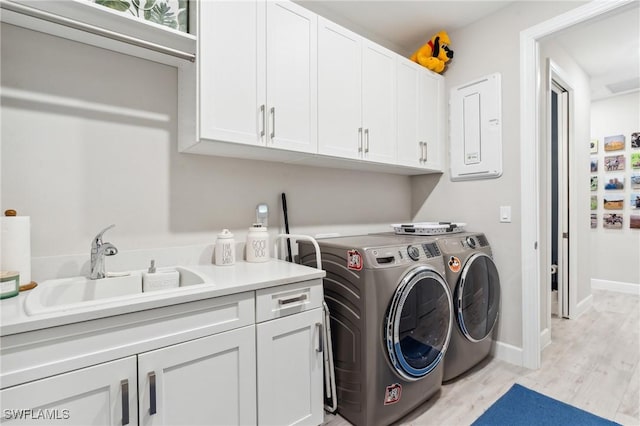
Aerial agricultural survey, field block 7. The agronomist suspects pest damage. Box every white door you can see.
[396,59,423,168]
[138,326,256,426]
[317,17,362,159]
[265,1,317,153]
[419,70,443,170]
[361,40,396,163]
[0,356,137,426]
[198,0,265,146]
[256,309,324,426]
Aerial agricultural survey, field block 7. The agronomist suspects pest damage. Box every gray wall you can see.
[410,1,584,349]
[1,23,411,270]
[590,91,640,285]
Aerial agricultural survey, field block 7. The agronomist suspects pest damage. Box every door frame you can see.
[519,0,633,370]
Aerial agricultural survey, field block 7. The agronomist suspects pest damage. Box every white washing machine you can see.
[435,232,501,381]
[298,234,453,426]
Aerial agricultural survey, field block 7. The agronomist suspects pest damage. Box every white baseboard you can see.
[492,340,523,367]
[591,279,640,295]
[574,294,593,319]
[540,328,551,350]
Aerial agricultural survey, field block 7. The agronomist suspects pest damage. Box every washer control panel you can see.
[370,242,442,266]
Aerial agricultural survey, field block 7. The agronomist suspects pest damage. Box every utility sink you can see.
[25,267,209,316]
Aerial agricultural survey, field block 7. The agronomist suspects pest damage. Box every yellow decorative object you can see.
[410,31,454,74]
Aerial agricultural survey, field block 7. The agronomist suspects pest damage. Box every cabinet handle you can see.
[149,372,157,415]
[423,141,428,162]
[121,379,129,425]
[358,127,363,153]
[419,141,425,162]
[364,129,369,154]
[278,294,308,305]
[260,104,266,138]
[316,322,324,353]
[270,107,276,140]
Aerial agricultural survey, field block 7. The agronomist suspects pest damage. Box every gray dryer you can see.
[435,232,501,382]
[299,234,453,426]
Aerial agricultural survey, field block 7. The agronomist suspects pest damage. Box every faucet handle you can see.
[93,224,115,245]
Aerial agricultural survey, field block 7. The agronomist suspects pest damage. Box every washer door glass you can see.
[457,252,501,342]
[385,267,452,381]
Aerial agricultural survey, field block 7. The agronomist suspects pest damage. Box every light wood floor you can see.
[324,290,640,426]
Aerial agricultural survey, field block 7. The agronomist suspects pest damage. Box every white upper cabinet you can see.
[198,0,261,146]
[361,40,397,164]
[266,1,318,153]
[317,17,363,160]
[318,18,396,164]
[189,0,317,155]
[396,57,444,171]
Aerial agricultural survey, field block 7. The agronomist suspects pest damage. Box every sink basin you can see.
[25,267,209,316]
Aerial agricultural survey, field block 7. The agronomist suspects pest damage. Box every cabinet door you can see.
[266,1,317,153]
[138,325,256,426]
[361,40,396,164]
[419,70,444,170]
[198,0,265,146]
[0,356,137,426]
[396,58,423,167]
[257,308,324,426]
[317,17,362,159]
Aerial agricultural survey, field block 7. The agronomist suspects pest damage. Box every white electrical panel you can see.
[449,73,502,181]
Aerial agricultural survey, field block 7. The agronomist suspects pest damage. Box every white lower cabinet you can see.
[257,309,324,426]
[138,325,257,426]
[0,279,324,426]
[0,356,138,426]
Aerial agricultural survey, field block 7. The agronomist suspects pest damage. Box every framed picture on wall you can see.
[591,195,597,210]
[590,139,598,154]
[632,174,640,190]
[590,158,598,172]
[604,155,625,171]
[603,195,624,210]
[632,132,639,149]
[631,193,640,210]
[591,176,598,191]
[631,215,640,229]
[604,176,624,190]
[604,134,625,151]
[632,153,640,169]
[591,213,597,229]
[603,213,623,229]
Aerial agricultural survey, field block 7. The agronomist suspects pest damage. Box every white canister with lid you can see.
[246,224,270,262]
[215,229,236,266]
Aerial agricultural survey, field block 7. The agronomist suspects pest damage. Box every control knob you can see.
[407,245,420,261]
[466,236,477,248]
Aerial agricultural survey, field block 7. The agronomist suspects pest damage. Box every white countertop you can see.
[0,260,325,336]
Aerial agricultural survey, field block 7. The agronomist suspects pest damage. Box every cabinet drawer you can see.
[256,279,323,323]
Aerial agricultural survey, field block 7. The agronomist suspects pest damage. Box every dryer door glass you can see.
[457,253,501,342]
[385,267,452,381]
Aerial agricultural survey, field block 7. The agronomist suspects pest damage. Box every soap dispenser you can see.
[142,260,179,292]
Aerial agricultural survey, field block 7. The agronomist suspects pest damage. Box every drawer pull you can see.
[278,294,307,306]
[149,372,157,415]
[121,379,129,425]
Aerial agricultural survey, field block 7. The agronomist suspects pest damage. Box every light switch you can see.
[500,206,511,223]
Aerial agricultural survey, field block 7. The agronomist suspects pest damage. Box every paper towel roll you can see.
[1,216,31,285]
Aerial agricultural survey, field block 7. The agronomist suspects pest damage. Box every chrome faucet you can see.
[90,224,118,279]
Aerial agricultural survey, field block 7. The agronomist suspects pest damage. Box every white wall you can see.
[410,1,583,350]
[590,91,640,287]
[1,23,411,281]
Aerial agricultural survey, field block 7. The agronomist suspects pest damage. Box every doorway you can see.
[549,70,570,320]
[520,0,635,370]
